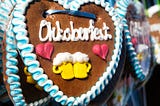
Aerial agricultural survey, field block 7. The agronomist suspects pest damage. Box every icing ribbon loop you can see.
[43,9,96,20]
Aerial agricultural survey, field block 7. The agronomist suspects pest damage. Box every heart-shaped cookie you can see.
[7,0,123,105]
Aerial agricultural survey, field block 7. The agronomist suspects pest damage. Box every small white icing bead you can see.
[89,0,95,2]
[70,1,80,10]
[34,101,38,106]
[95,0,101,5]
[100,0,106,7]
[38,99,43,105]
[90,86,97,97]
[105,2,111,11]
[83,0,89,3]
[63,0,71,9]
[58,0,64,5]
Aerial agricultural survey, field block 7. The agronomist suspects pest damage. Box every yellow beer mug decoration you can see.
[24,67,42,90]
[53,62,75,80]
[73,62,91,79]
[52,52,92,80]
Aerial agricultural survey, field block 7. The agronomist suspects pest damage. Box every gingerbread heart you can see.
[92,44,109,60]
[6,0,123,105]
[36,42,54,60]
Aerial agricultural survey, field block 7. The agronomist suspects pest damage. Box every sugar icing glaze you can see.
[9,0,123,105]
[116,0,147,81]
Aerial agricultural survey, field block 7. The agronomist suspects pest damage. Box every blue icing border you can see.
[6,17,26,106]
[0,0,17,72]
[115,0,148,81]
[0,0,18,97]
[1,0,51,105]
[10,0,123,105]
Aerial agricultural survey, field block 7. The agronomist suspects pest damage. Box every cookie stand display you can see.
[0,0,126,106]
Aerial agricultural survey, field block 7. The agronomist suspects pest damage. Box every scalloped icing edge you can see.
[1,0,51,105]
[6,12,51,106]
[0,0,13,72]
[116,0,148,81]
[10,0,123,105]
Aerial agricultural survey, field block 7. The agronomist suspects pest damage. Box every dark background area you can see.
[146,65,160,106]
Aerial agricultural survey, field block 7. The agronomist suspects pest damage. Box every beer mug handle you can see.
[86,63,91,72]
[52,66,62,74]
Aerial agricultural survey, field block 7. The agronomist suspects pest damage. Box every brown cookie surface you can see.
[26,1,115,97]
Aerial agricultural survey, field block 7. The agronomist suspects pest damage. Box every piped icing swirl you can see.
[2,0,51,105]
[0,0,25,105]
[0,0,18,72]
[6,23,26,105]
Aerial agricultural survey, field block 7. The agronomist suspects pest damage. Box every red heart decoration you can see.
[36,42,54,60]
[92,44,109,60]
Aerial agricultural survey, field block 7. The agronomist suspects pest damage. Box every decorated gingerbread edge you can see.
[1,0,51,105]
[0,1,22,104]
[147,5,160,64]
[116,0,147,81]
[0,0,17,98]
[10,0,123,105]
[6,16,51,106]
[0,0,14,72]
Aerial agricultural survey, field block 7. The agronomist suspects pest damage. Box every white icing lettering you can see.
[39,19,112,42]
[39,20,52,41]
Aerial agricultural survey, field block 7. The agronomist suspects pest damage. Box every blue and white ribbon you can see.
[44,9,96,20]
